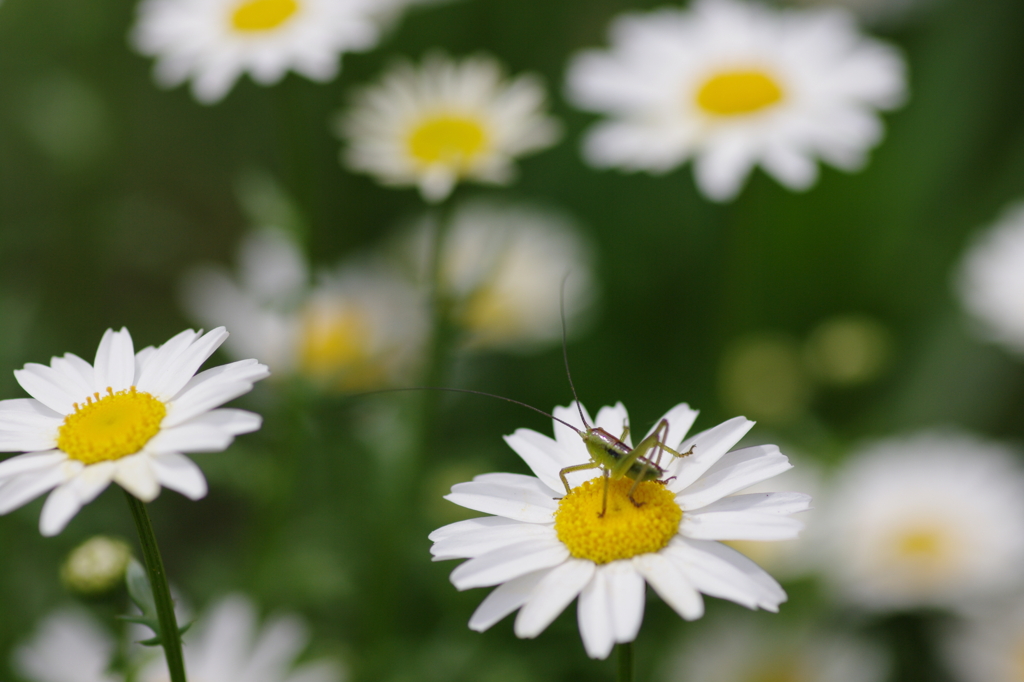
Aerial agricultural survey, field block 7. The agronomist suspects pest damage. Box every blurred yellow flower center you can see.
[460,286,521,341]
[554,477,682,564]
[696,70,783,116]
[58,388,166,465]
[896,528,946,559]
[231,0,298,32]
[407,115,489,168]
[299,306,384,389]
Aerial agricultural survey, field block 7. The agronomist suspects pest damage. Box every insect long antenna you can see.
[560,274,590,429]
[350,386,584,435]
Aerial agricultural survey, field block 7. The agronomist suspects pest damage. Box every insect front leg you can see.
[558,461,601,496]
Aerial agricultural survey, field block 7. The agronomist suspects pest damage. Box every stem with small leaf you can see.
[124,491,187,682]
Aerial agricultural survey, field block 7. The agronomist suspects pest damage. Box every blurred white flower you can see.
[662,614,888,682]
[13,607,119,682]
[131,0,382,104]
[403,201,596,351]
[181,228,427,390]
[61,535,133,595]
[137,594,343,682]
[431,401,809,659]
[786,0,934,27]
[818,432,1024,611]
[946,598,1024,682]
[0,327,268,536]
[566,0,906,202]
[337,53,562,202]
[956,202,1024,355]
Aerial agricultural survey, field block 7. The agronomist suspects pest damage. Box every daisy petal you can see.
[667,416,755,492]
[0,464,75,515]
[146,422,234,454]
[164,359,270,427]
[503,428,581,493]
[0,400,61,452]
[675,445,792,510]
[39,485,84,537]
[632,551,704,620]
[445,473,559,523]
[429,516,524,542]
[0,450,67,480]
[450,538,569,590]
[50,354,94,396]
[93,328,135,392]
[514,558,595,638]
[150,453,208,500]
[553,402,592,462]
[39,463,114,536]
[137,327,228,399]
[681,509,805,541]
[186,408,263,435]
[113,454,160,502]
[692,491,812,516]
[644,403,699,450]
[577,567,615,659]
[431,520,557,561]
[469,569,549,632]
[667,538,786,611]
[606,560,645,643]
[14,364,83,415]
[595,402,630,443]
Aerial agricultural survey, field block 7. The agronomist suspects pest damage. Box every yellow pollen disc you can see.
[696,70,784,117]
[407,115,489,168]
[57,388,166,465]
[298,306,385,389]
[231,0,298,32]
[554,477,682,564]
[896,528,945,558]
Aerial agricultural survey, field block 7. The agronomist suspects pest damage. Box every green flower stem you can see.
[124,491,187,682]
[617,642,635,682]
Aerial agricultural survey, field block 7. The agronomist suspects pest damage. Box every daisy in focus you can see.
[0,327,268,536]
[403,201,596,351]
[430,401,810,659]
[565,0,907,202]
[955,202,1024,355]
[338,53,562,202]
[131,0,382,104]
[818,432,1024,611]
[135,594,343,682]
[181,228,427,390]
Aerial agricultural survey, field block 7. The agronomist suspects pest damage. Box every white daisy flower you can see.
[13,607,119,682]
[136,594,343,682]
[565,0,907,201]
[402,201,596,351]
[662,614,888,682]
[818,432,1024,611]
[955,202,1024,356]
[131,0,382,104]
[181,229,427,390]
[0,326,269,536]
[430,401,810,659]
[338,53,562,202]
[946,598,1024,682]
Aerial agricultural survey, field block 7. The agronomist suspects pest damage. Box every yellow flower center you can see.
[407,115,489,168]
[554,477,682,564]
[231,0,298,32]
[695,70,784,117]
[298,306,386,389]
[896,528,946,559]
[57,388,166,465]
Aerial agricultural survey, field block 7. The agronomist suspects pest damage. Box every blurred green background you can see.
[2,0,1024,680]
